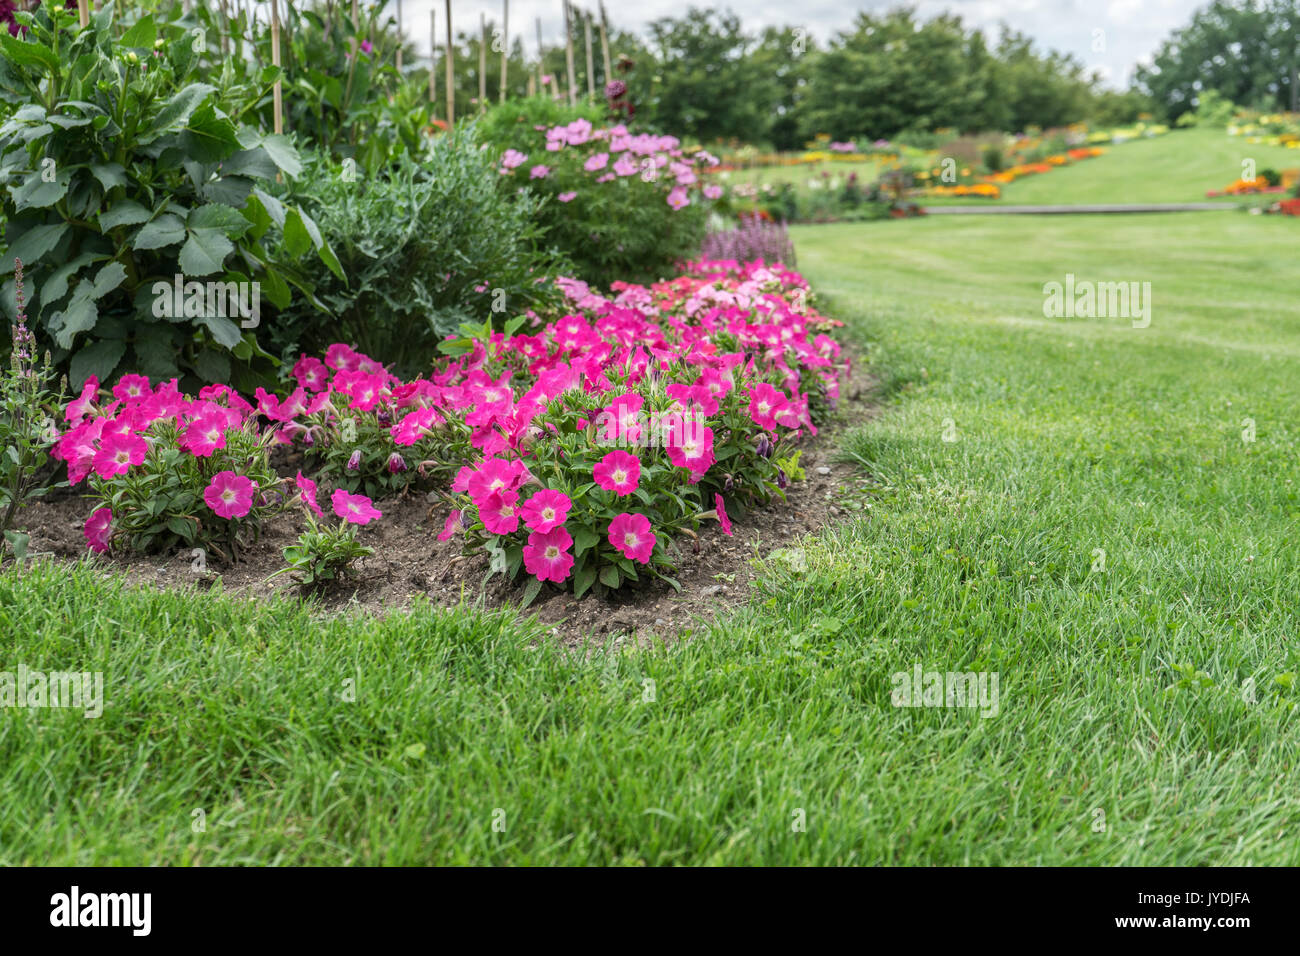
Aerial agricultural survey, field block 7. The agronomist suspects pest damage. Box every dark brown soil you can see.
[19,367,878,646]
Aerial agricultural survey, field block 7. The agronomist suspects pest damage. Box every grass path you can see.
[1,214,1296,864]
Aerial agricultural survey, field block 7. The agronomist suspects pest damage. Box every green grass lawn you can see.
[927,127,1300,206]
[2,212,1297,865]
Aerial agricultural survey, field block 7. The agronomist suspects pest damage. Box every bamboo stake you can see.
[219,0,230,56]
[563,1,576,107]
[499,0,509,103]
[527,73,536,97]
[479,13,487,111]
[599,1,612,85]
[395,0,403,72]
[535,17,544,96]
[351,0,358,30]
[271,0,283,137]
[78,0,89,26]
[444,0,454,125]
[428,9,437,105]
[584,12,594,100]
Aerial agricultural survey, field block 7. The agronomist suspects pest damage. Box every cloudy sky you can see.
[383,0,1206,88]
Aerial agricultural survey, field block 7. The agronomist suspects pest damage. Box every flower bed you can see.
[50,260,849,601]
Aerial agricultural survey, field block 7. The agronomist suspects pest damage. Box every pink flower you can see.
[557,191,578,203]
[295,471,324,518]
[666,423,715,480]
[65,376,99,422]
[584,152,609,172]
[438,509,464,541]
[324,343,360,372]
[519,489,571,533]
[613,153,638,177]
[523,526,574,583]
[479,490,520,535]
[112,373,151,403]
[703,184,723,200]
[331,488,382,525]
[500,149,528,171]
[715,494,733,536]
[748,382,788,430]
[204,471,256,519]
[529,165,550,179]
[467,457,529,507]
[607,512,655,564]
[93,432,147,479]
[593,450,640,496]
[83,506,112,553]
[292,355,330,392]
[667,186,690,210]
[180,413,228,457]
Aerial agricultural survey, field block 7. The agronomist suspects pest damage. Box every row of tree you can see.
[429,6,1144,148]
[427,1,1300,146]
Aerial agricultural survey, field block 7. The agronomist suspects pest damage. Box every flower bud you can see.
[346,450,361,472]
[387,452,407,473]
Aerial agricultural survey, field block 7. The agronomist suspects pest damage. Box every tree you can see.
[1135,0,1300,122]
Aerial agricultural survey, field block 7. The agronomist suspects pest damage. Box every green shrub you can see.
[271,129,562,374]
[0,5,340,390]
[483,97,712,287]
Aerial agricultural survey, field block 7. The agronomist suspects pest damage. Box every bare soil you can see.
[19,366,878,646]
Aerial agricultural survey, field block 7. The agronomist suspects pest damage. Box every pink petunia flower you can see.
[331,488,382,525]
[593,450,640,496]
[523,526,574,583]
[112,373,151,404]
[518,489,571,533]
[83,506,112,553]
[529,165,550,179]
[748,382,788,431]
[180,413,228,457]
[500,149,528,172]
[93,432,147,479]
[479,489,520,535]
[295,471,324,518]
[607,512,655,564]
[204,471,256,519]
[666,423,715,480]
[715,493,733,536]
[437,509,464,541]
[557,191,578,203]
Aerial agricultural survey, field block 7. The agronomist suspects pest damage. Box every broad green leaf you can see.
[178,227,234,275]
[119,15,157,49]
[0,33,59,74]
[38,252,101,307]
[146,83,216,139]
[199,314,242,349]
[599,565,621,589]
[192,348,231,384]
[11,167,68,210]
[188,203,251,239]
[2,222,68,272]
[258,134,303,178]
[574,563,597,599]
[99,200,152,231]
[69,338,124,388]
[50,292,99,348]
[179,101,242,163]
[133,213,186,251]
[90,261,127,299]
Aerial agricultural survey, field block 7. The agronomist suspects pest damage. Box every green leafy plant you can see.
[274,517,374,586]
[0,4,341,389]
[272,137,560,373]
